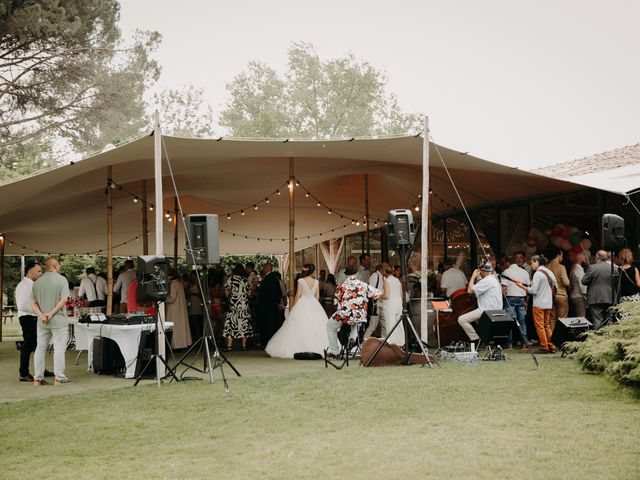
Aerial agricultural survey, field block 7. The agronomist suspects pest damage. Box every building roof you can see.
[532,143,640,178]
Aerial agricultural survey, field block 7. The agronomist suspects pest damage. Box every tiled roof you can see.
[531,143,640,177]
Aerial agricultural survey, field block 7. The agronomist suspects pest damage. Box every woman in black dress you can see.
[618,248,640,302]
[223,264,254,350]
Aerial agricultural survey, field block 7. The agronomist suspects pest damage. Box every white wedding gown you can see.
[265,278,329,358]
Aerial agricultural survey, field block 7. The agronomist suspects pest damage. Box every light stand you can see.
[364,243,434,367]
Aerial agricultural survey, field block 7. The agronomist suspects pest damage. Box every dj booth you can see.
[76,314,174,379]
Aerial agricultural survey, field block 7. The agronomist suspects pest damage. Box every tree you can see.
[220,42,421,138]
[0,0,161,154]
[154,85,215,138]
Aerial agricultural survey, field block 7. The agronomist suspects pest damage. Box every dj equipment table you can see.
[76,321,173,378]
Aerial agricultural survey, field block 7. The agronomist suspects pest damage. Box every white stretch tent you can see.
[0,134,589,256]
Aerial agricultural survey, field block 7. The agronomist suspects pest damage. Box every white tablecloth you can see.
[76,322,174,379]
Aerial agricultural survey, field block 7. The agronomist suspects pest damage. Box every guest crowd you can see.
[435,245,635,354]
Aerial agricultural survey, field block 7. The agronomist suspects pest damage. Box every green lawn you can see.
[1,349,639,480]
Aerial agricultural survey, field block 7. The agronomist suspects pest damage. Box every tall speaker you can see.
[136,255,169,302]
[387,209,415,249]
[602,213,625,251]
[185,214,220,265]
[476,310,513,345]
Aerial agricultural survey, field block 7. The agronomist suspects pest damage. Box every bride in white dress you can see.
[265,264,329,358]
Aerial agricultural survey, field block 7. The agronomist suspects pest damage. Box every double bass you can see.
[435,288,478,346]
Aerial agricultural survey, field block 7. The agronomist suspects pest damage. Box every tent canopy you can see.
[0,134,590,256]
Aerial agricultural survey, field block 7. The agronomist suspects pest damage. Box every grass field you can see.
[1,345,639,480]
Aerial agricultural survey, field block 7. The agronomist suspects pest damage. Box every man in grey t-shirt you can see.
[31,257,71,385]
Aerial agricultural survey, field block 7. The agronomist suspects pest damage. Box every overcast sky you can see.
[118,0,639,169]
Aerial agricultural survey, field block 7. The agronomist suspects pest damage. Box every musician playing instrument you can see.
[457,262,503,346]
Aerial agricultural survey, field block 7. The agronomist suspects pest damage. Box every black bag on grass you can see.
[293,352,323,360]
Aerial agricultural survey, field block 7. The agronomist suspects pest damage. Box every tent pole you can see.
[173,196,178,270]
[0,233,4,342]
[420,116,430,345]
[288,157,295,306]
[154,110,166,376]
[365,174,370,255]
[141,180,149,255]
[106,166,113,315]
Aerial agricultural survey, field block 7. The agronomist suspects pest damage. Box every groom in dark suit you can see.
[258,262,284,346]
[582,250,619,329]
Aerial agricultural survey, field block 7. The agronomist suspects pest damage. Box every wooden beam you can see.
[106,166,113,315]
[288,158,296,306]
[141,180,149,255]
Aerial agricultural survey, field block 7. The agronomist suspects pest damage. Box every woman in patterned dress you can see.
[223,264,253,351]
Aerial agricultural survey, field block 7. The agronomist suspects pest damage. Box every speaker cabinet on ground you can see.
[92,337,125,375]
[185,214,219,265]
[551,317,592,347]
[477,310,513,345]
[602,213,625,251]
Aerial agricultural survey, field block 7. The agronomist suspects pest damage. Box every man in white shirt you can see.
[514,251,532,278]
[364,263,386,338]
[78,267,108,307]
[15,260,44,381]
[439,258,467,298]
[500,256,532,348]
[336,256,358,285]
[458,262,503,345]
[113,260,137,313]
[357,253,371,283]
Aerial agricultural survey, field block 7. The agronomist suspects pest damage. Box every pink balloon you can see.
[561,229,571,239]
[561,239,572,251]
[553,236,563,247]
[580,238,592,250]
[571,245,582,254]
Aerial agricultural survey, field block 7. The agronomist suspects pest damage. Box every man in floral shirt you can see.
[326,266,382,357]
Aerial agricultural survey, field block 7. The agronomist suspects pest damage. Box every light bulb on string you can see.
[414,206,420,212]
[133,197,138,203]
[305,192,310,198]
[253,204,258,210]
[149,204,154,211]
[265,198,270,204]
[241,210,245,216]
[276,190,280,195]
[226,214,231,220]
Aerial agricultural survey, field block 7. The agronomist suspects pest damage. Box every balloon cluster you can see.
[523,224,592,258]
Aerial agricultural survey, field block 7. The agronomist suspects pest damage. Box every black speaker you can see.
[602,213,625,251]
[92,337,125,375]
[387,209,415,249]
[136,255,169,302]
[551,317,592,347]
[476,310,513,345]
[185,214,220,265]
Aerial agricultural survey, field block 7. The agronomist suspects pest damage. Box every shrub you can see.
[568,302,640,388]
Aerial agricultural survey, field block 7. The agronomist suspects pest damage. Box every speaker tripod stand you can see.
[133,302,180,387]
[172,266,240,390]
[363,243,435,368]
